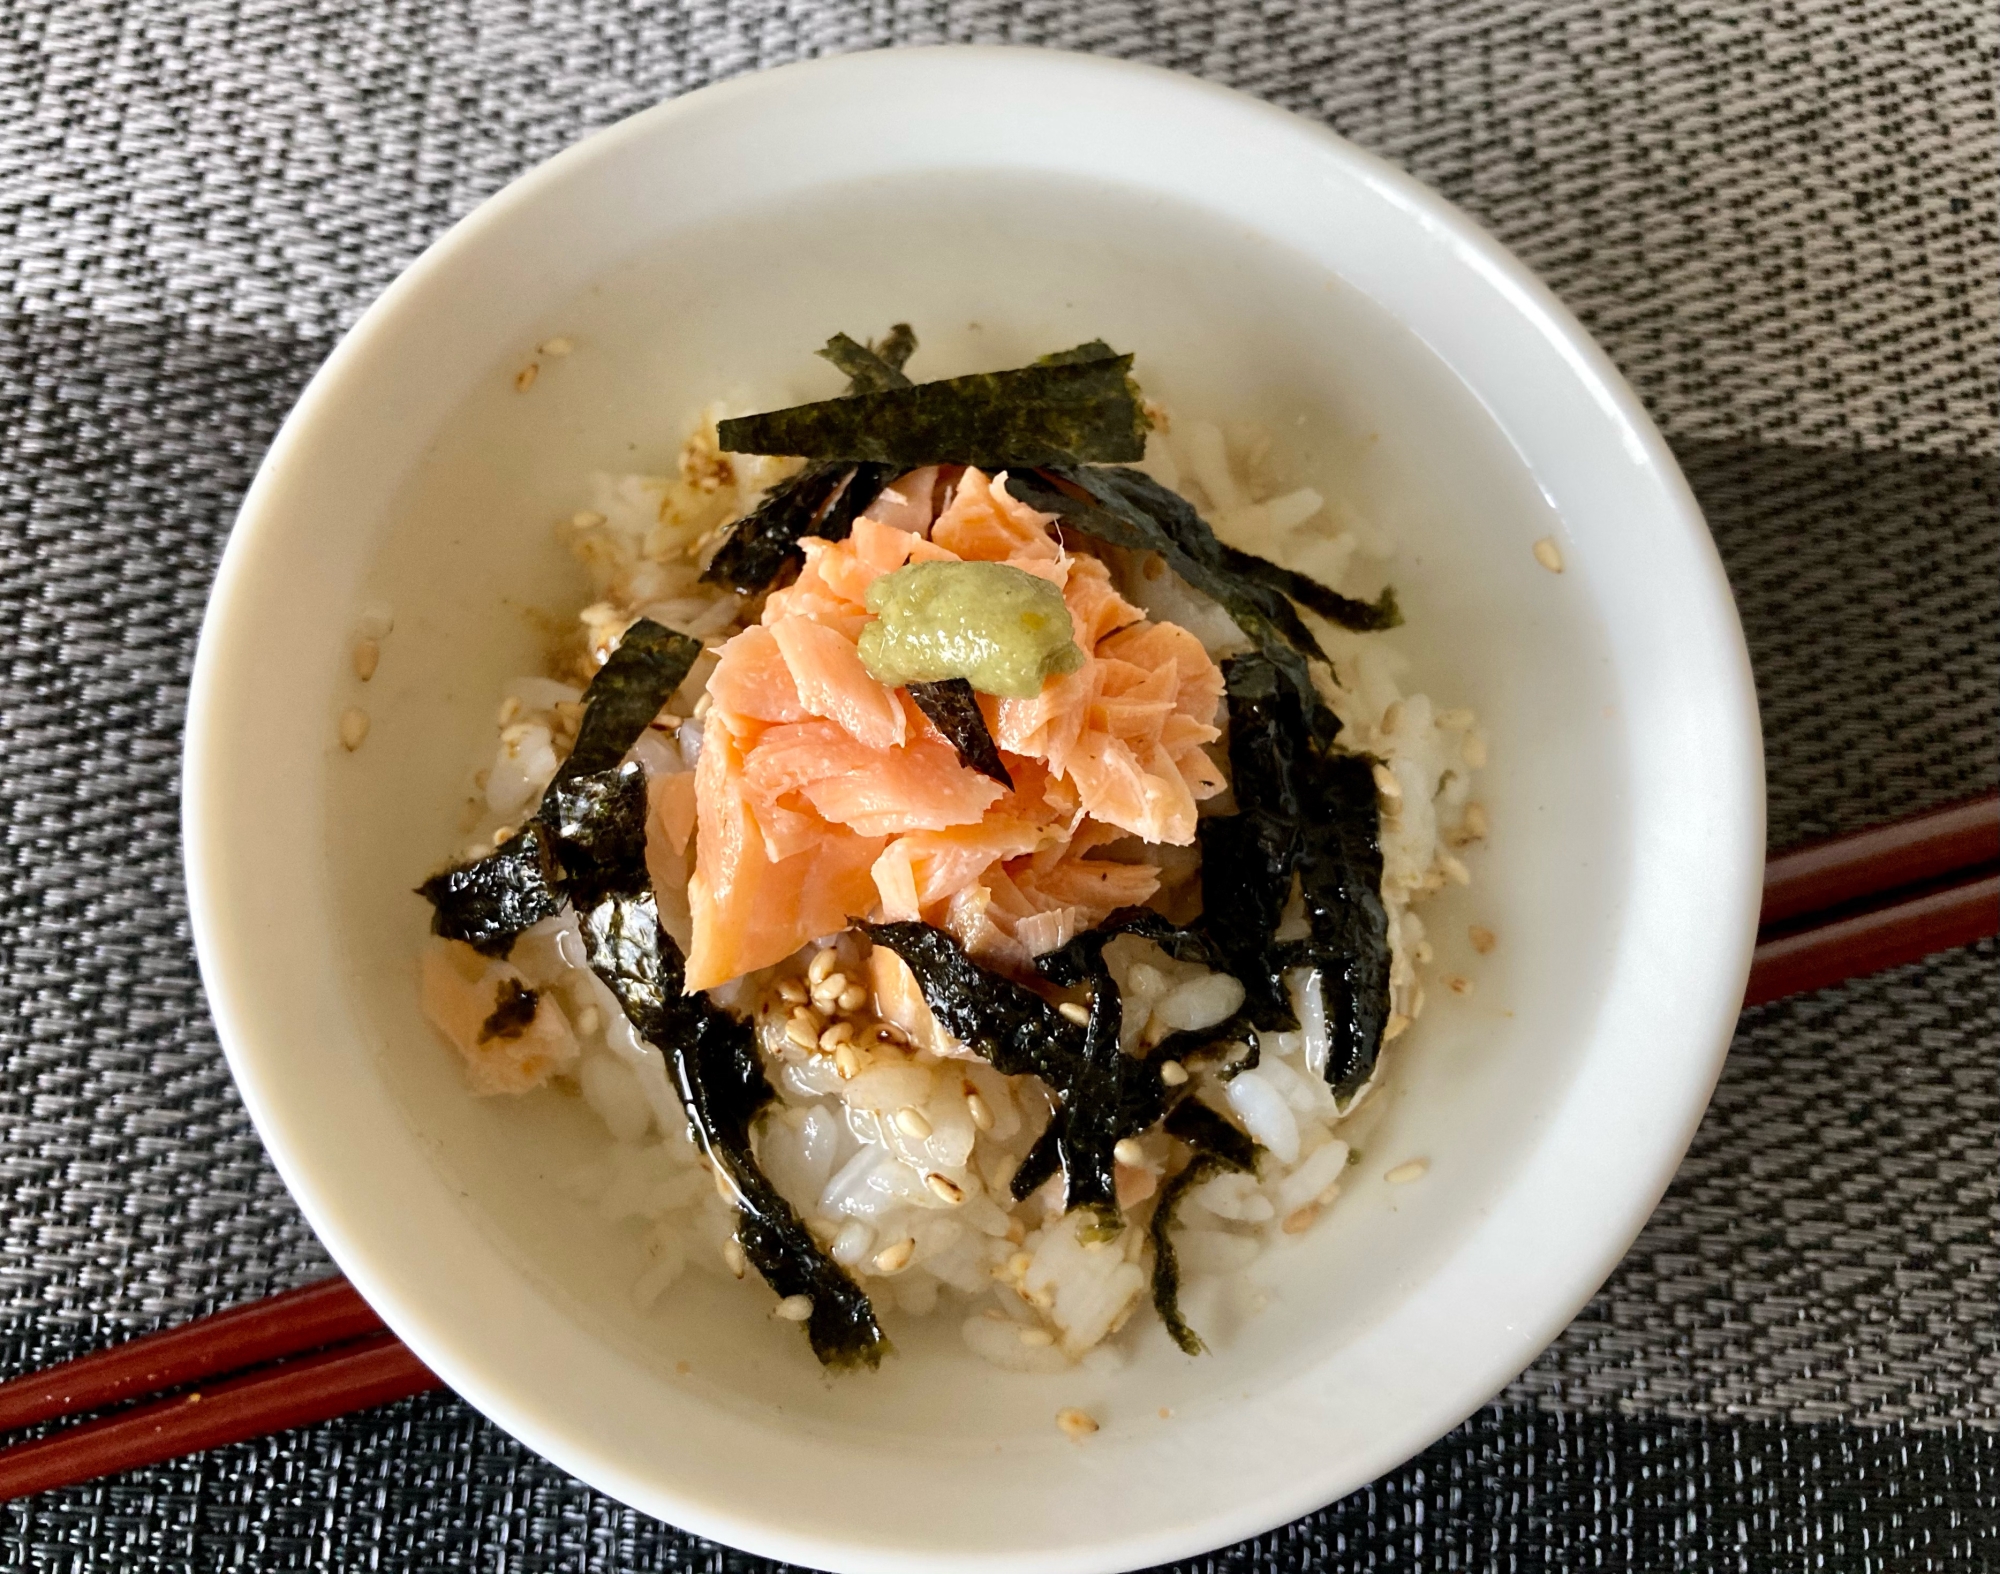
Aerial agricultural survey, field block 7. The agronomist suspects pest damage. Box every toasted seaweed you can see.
[717,349,1149,469]
[555,619,702,785]
[555,766,887,1369]
[1218,544,1401,632]
[1196,651,1395,1099]
[478,978,540,1043]
[1150,1097,1261,1355]
[416,821,563,958]
[860,922,1084,1089]
[1163,1097,1259,1174]
[906,679,1013,788]
[816,326,916,393]
[700,460,892,593]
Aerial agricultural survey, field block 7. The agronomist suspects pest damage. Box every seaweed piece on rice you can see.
[561,768,888,1370]
[717,348,1149,469]
[905,678,1013,788]
[861,922,1084,1089]
[1197,651,1395,1099]
[700,460,891,593]
[815,325,916,394]
[555,618,703,785]
[1149,1107,1259,1358]
[416,822,563,958]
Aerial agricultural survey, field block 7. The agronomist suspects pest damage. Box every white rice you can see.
[426,406,1484,1364]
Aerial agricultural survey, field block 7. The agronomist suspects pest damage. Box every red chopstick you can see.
[0,1332,440,1502]
[0,1276,384,1434]
[0,794,1991,1500]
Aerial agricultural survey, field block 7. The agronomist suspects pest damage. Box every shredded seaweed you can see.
[816,325,916,393]
[717,348,1149,469]
[551,766,889,1369]
[1197,652,1394,1098]
[477,978,540,1043]
[1035,931,1126,1234]
[860,922,1083,1088]
[1150,1096,1261,1355]
[1218,545,1402,633]
[905,679,1013,787]
[700,460,892,593]
[555,618,703,784]
[415,822,564,958]
[1163,1097,1259,1174]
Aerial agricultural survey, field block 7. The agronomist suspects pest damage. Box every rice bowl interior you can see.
[185,49,1759,1574]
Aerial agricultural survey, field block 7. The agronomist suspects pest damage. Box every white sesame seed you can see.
[1441,854,1472,886]
[837,984,868,1014]
[776,979,808,1005]
[1159,1060,1189,1086]
[1385,1159,1429,1185]
[574,1006,601,1037]
[1112,1138,1145,1168]
[352,639,380,682]
[964,1088,995,1131]
[1469,925,1498,955]
[338,708,370,751]
[1058,1001,1090,1026]
[496,695,523,726]
[1379,700,1404,737]
[514,363,539,392]
[1005,1252,1034,1279]
[1382,1013,1411,1043]
[872,1237,915,1274]
[894,1106,932,1139]
[1461,734,1488,769]
[1281,1204,1318,1234]
[491,825,514,847]
[784,1018,817,1052]
[539,336,574,357]
[925,1173,965,1204]
[772,1294,813,1322]
[721,1238,746,1278]
[1461,802,1490,841]
[1532,536,1565,573]
[833,1044,861,1080]
[808,949,839,986]
[1371,763,1402,800]
[818,1021,854,1052]
[810,973,849,1011]
[1056,1408,1099,1440]
[570,510,605,529]
[1018,1327,1055,1347]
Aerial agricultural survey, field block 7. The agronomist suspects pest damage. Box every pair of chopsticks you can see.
[1745,792,1997,1006]
[2,793,1993,1502]
[0,1279,439,1500]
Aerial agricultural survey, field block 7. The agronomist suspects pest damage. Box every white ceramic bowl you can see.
[183,46,1762,1574]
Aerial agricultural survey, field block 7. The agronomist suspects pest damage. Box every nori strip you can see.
[415,821,563,958]
[478,979,539,1043]
[1287,750,1393,1097]
[555,765,888,1369]
[1163,1096,1259,1174]
[538,762,651,901]
[1218,544,1401,633]
[860,922,1083,1088]
[700,460,892,593]
[1150,1096,1261,1355]
[1197,651,1395,1098]
[906,679,1013,788]
[816,326,916,393]
[717,350,1149,469]
[554,618,702,785]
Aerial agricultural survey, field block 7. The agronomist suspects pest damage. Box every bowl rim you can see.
[183,43,1765,1574]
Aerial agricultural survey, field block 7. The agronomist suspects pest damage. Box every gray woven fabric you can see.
[1,0,1995,1568]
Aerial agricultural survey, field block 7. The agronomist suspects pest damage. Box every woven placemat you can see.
[2,1,1994,1567]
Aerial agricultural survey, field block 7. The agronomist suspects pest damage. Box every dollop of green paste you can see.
[858,561,1085,700]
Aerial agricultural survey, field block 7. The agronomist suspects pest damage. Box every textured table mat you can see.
[2,2,1995,1568]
